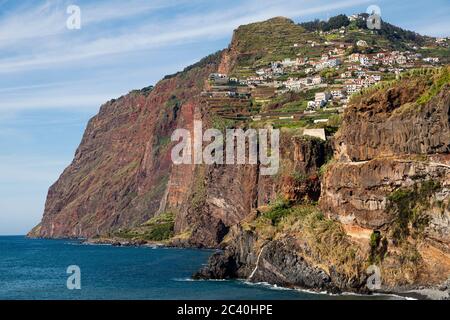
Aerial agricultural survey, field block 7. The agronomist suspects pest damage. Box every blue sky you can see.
[0,0,449,235]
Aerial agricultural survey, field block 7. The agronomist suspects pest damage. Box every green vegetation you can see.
[418,47,450,63]
[350,79,397,102]
[165,95,181,109]
[263,198,292,225]
[318,156,335,177]
[291,172,308,184]
[369,231,381,248]
[210,114,236,132]
[381,241,423,285]
[269,118,313,129]
[164,51,222,80]
[351,67,449,112]
[111,160,139,183]
[258,201,360,275]
[158,136,171,149]
[140,85,154,96]
[141,212,175,241]
[229,17,311,75]
[320,68,339,80]
[416,66,450,105]
[368,231,388,265]
[300,13,427,51]
[387,180,441,243]
[262,91,311,112]
[300,14,350,32]
[310,113,342,136]
[114,212,175,242]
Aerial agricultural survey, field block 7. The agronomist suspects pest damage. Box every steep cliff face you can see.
[319,69,450,289]
[29,53,222,238]
[170,132,330,248]
[196,69,450,294]
[30,17,326,247]
[334,74,450,162]
[322,69,450,238]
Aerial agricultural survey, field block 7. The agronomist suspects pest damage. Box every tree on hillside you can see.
[323,14,350,31]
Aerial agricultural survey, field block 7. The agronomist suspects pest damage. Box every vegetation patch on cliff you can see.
[262,198,292,225]
[369,231,388,265]
[141,212,175,241]
[416,66,450,105]
[114,212,175,242]
[374,180,445,286]
[388,180,441,244]
[349,67,449,115]
[251,203,366,280]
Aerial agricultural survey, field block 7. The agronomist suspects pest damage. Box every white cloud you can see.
[0,1,63,43]
[0,0,372,74]
[0,0,190,44]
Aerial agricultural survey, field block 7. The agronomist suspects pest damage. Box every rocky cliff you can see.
[28,52,223,239]
[29,17,331,247]
[195,68,450,295]
[29,16,450,296]
[319,69,450,290]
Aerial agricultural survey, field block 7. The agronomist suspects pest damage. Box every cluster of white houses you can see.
[347,51,439,68]
[205,34,445,116]
[202,16,447,139]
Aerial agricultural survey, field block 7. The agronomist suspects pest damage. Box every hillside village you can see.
[202,14,448,141]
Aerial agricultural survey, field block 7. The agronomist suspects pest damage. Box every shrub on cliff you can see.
[280,205,364,280]
[142,212,175,241]
[114,212,175,242]
[369,231,388,265]
[263,198,291,225]
[388,181,441,243]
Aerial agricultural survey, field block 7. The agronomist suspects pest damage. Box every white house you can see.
[348,53,360,63]
[311,76,323,85]
[282,58,297,68]
[356,40,368,47]
[307,101,316,109]
[396,55,407,64]
[423,57,439,63]
[359,55,370,66]
[330,90,345,99]
[315,92,331,107]
[326,58,341,68]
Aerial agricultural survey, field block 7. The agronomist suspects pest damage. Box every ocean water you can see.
[0,236,394,300]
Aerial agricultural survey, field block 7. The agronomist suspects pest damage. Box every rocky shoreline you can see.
[83,237,165,248]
